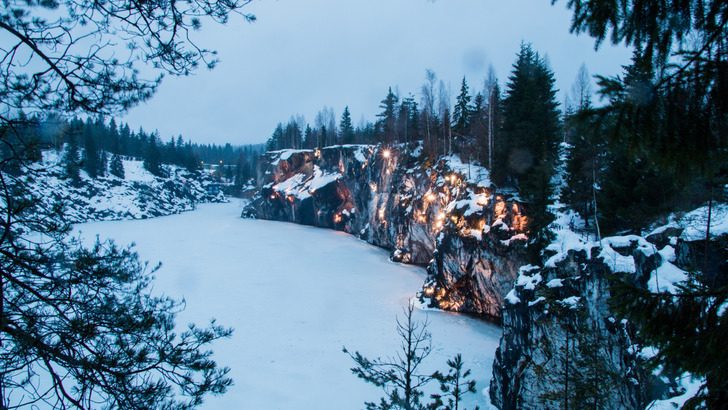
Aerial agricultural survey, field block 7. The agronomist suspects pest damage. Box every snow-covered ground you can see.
[77,201,501,409]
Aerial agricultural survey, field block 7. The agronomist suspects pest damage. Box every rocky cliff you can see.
[242,144,531,319]
[244,145,727,409]
[490,206,728,409]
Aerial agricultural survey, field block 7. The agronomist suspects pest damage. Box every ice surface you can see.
[76,201,501,409]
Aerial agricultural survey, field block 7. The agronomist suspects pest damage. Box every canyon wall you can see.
[242,145,530,320]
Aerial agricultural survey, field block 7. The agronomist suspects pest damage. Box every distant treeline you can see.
[2,114,263,186]
[265,41,723,240]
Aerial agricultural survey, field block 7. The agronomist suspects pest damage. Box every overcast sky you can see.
[121,0,632,146]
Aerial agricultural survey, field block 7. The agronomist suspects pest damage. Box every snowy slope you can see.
[20,150,226,223]
[77,202,502,409]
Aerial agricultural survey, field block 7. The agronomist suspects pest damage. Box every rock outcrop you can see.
[490,213,728,409]
[243,145,530,319]
[244,145,727,409]
[22,150,227,223]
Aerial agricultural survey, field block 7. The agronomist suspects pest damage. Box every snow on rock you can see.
[505,289,521,305]
[515,265,542,290]
[445,191,489,217]
[557,296,580,309]
[122,159,156,182]
[308,166,341,193]
[648,374,704,410]
[492,201,727,410]
[545,278,563,288]
[650,260,688,294]
[441,154,491,188]
[678,203,728,241]
[527,296,546,307]
[23,149,226,223]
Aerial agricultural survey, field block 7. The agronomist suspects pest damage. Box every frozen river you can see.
[78,201,501,409]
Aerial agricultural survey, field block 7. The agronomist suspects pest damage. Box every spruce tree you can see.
[319,125,328,149]
[469,93,486,163]
[340,106,355,145]
[266,123,285,151]
[498,43,561,248]
[377,87,399,144]
[485,82,502,172]
[144,134,163,176]
[109,153,125,178]
[304,124,315,148]
[83,123,100,178]
[452,77,472,137]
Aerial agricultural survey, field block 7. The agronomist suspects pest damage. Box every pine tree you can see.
[497,43,561,249]
[571,320,620,409]
[377,87,399,144]
[304,124,315,148]
[110,153,125,178]
[82,122,100,178]
[266,123,285,151]
[319,125,328,149]
[144,133,163,176]
[407,97,420,142]
[562,64,602,231]
[0,2,251,405]
[485,81,502,172]
[452,77,472,137]
[340,106,355,145]
[468,93,486,163]
[344,302,433,410]
[429,354,479,410]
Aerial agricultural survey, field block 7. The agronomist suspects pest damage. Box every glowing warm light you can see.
[423,287,435,296]
[434,221,443,230]
[436,212,445,221]
[450,216,458,223]
[270,194,277,200]
[333,214,342,223]
[425,192,436,202]
[382,149,391,159]
[378,208,385,220]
